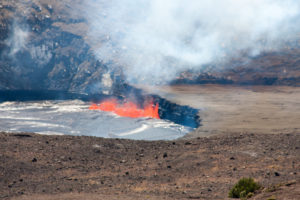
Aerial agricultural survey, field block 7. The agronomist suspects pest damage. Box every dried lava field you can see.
[0,132,299,200]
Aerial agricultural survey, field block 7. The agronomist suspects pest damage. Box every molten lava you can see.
[89,99,160,119]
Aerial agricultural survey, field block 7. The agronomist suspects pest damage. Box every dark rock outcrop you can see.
[0,0,123,94]
[173,49,300,86]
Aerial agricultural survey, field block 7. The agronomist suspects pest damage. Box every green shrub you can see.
[229,177,261,199]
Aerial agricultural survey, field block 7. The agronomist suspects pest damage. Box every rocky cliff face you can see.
[0,0,299,94]
[0,0,124,94]
[173,49,300,86]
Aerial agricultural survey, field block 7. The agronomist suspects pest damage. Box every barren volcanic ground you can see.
[139,85,300,137]
[0,131,299,200]
[1,1,300,199]
[0,85,300,200]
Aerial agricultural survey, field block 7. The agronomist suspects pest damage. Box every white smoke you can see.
[5,22,52,66]
[29,44,53,66]
[83,0,300,84]
[5,24,29,57]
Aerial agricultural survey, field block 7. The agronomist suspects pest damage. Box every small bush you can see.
[229,177,261,199]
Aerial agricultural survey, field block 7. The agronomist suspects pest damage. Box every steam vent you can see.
[0,1,300,200]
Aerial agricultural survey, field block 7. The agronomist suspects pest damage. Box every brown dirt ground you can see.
[0,132,299,200]
[1,85,300,199]
[138,85,300,137]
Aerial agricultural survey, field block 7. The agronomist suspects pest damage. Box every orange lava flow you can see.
[89,99,160,119]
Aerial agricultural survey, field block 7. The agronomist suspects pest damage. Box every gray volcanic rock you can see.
[173,48,300,86]
[0,0,123,94]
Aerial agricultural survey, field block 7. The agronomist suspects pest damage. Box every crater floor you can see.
[138,84,300,138]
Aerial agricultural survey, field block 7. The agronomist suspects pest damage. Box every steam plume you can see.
[5,23,29,57]
[83,0,300,84]
[5,20,52,66]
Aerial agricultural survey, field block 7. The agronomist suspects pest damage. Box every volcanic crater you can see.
[0,1,300,200]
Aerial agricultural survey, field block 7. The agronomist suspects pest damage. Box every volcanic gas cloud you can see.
[89,99,160,119]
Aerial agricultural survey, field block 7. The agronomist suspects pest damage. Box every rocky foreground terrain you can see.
[0,132,299,200]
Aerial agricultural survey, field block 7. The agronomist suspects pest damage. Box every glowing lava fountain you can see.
[89,99,160,119]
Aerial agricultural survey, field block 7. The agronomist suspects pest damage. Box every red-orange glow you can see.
[89,99,160,119]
